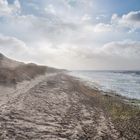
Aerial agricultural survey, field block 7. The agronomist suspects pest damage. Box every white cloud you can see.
[101,41,140,58]
[0,0,11,15]
[50,40,140,70]
[81,14,91,21]
[0,1,140,70]
[94,23,112,32]
[45,4,56,15]
[0,34,29,60]
[93,11,140,34]
[34,40,140,69]
[13,0,20,13]
[0,0,20,16]
[111,11,140,29]
[63,40,140,60]
[0,23,140,70]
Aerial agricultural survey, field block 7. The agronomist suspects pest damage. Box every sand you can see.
[0,72,137,140]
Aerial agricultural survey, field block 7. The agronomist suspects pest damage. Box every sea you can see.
[70,70,140,100]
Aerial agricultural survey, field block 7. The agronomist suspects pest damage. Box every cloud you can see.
[0,33,84,68]
[94,11,140,34]
[0,22,140,70]
[94,23,112,32]
[0,1,140,70]
[0,0,11,15]
[101,41,140,58]
[81,14,91,21]
[64,40,140,60]
[111,11,140,29]
[45,4,56,15]
[0,0,20,16]
[0,34,29,60]
[28,0,95,23]
[36,40,140,69]
[94,41,140,69]
[122,11,140,22]
[56,40,140,69]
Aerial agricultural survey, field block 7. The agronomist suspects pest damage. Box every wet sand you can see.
[0,72,138,140]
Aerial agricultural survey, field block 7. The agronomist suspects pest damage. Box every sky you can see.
[0,0,140,70]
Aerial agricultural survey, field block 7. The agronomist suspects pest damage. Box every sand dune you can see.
[0,53,59,85]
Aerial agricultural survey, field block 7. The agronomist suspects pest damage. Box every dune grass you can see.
[0,64,47,85]
[102,94,140,139]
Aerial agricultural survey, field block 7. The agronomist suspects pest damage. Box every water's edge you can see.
[68,70,140,104]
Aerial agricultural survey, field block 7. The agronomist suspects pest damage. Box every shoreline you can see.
[68,70,140,101]
[65,73,140,139]
[67,72,140,106]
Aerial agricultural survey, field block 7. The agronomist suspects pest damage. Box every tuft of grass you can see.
[101,94,140,139]
[102,94,140,119]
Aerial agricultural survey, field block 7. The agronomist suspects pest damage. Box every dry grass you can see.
[102,94,140,139]
[0,64,48,85]
[0,53,63,86]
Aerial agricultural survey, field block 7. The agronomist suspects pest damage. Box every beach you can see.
[0,72,140,140]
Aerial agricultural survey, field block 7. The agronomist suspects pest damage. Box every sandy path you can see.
[0,73,56,107]
[0,73,122,140]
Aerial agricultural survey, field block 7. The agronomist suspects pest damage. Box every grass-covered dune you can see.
[0,53,61,85]
[0,64,47,85]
